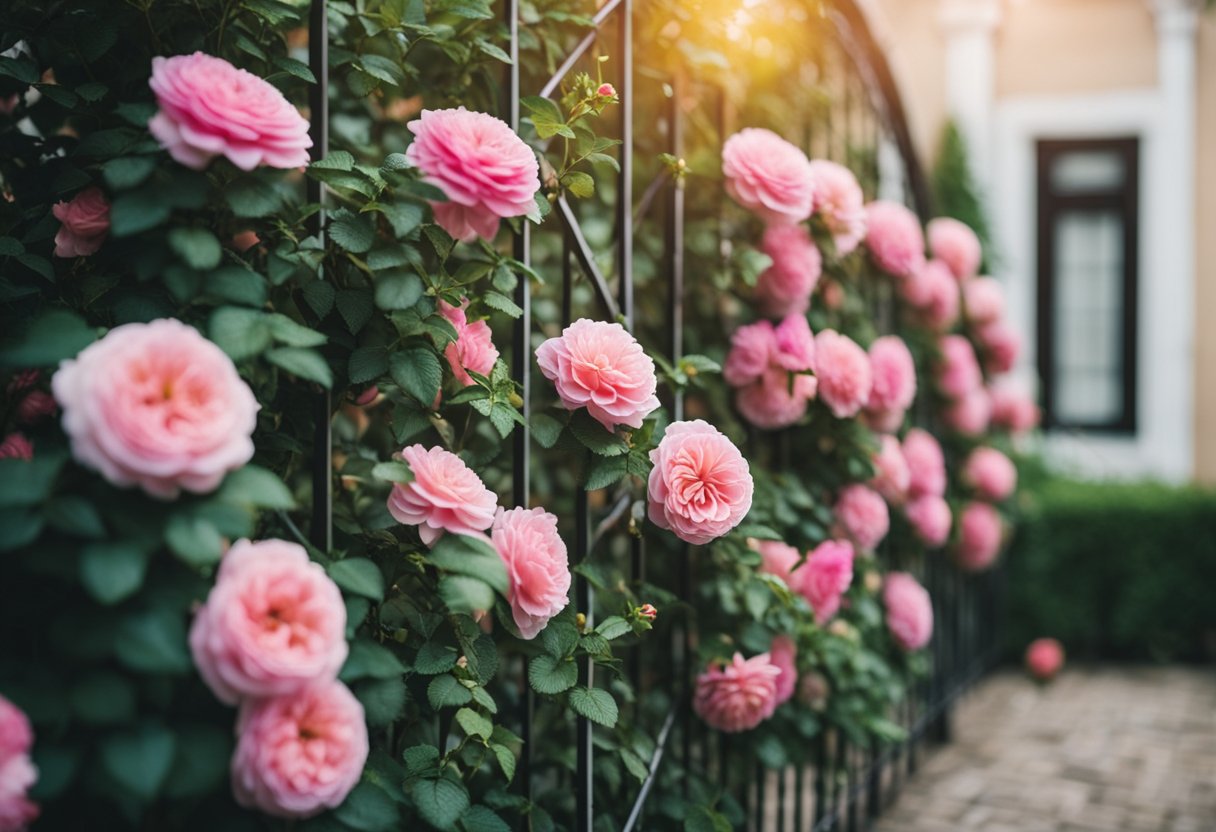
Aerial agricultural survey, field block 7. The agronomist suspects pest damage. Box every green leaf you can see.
[438,575,494,615]
[427,675,473,709]
[311,150,355,171]
[469,685,497,714]
[531,413,565,448]
[563,171,595,199]
[427,534,508,595]
[101,725,176,800]
[115,607,192,674]
[595,615,631,641]
[102,156,157,190]
[349,346,389,384]
[329,210,377,253]
[1,310,95,368]
[482,290,522,318]
[44,495,106,538]
[70,671,136,726]
[164,513,224,568]
[620,748,649,782]
[474,40,512,64]
[380,202,424,237]
[409,775,470,832]
[567,686,618,727]
[527,654,577,695]
[371,460,413,483]
[333,781,400,832]
[168,227,222,270]
[414,641,458,675]
[225,176,283,218]
[267,346,333,387]
[489,741,516,783]
[337,288,375,334]
[329,558,385,600]
[272,55,316,83]
[685,806,733,832]
[340,639,408,681]
[454,707,493,740]
[79,542,149,605]
[375,271,424,310]
[356,676,408,726]
[570,412,628,456]
[403,745,441,776]
[163,726,231,799]
[109,189,171,236]
[390,346,443,406]
[0,508,42,552]
[461,805,511,832]
[218,465,296,509]
[267,313,328,347]
[584,454,628,490]
[209,307,272,361]
[540,620,579,658]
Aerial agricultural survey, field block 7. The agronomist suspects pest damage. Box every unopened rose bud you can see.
[6,370,39,396]
[231,230,260,253]
[828,619,855,640]
[354,385,380,407]
[16,390,56,425]
[864,572,882,594]
[597,83,616,98]
[0,432,33,461]
[508,392,524,408]
[637,603,657,621]
[576,612,587,631]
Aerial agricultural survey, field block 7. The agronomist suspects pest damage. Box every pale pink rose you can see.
[814,329,872,419]
[990,380,1040,435]
[863,406,906,434]
[978,321,1020,375]
[963,447,1017,501]
[0,434,32,461]
[797,671,830,711]
[769,635,798,706]
[387,444,498,546]
[865,336,916,420]
[772,314,816,372]
[693,652,782,733]
[149,52,311,171]
[864,201,925,279]
[536,318,659,431]
[723,320,775,387]
[808,160,866,255]
[902,259,959,330]
[727,318,817,429]
[722,128,815,224]
[884,572,933,651]
[962,277,1004,325]
[756,224,821,316]
[942,387,992,437]
[0,696,38,832]
[1025,638,1065,681]
[189,539,348,705]
[956,501,1003,571]
[492,507,571,639]
[231,680,368,818]
[800,539,854,625]
[936,334,982,399]
[437,299,499,387]
[735,367,817,429]
[833,484,889,552]
[406,108,539,243]
[15,391,55,426]
[871,435,910,504]
[0,698,33,769]
[51,186,110,257]
[52,319,258,500]
[903,428,946,499]
[753,538,804,586]
[904,495,952,548]
[927,217,982,281]
[648,420,753,545]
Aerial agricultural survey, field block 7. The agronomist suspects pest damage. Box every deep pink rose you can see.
[387,444,498,545]
[722,128,815,224]
[927,217,982,281]
[990,380,1041,434]
[871,435,910,505]
[693,652,782,733]
[0,695,38,832]
[942,387,992,437]
[957,501,1003,571]
[963,447,1017,501]
[438,299,500,387]
[51,186,110,257]
[189,539,348,705]
[809,160,866,255]
[406,108,539,242]
[536,318,659,431]
[753,538,803,586]
[149,52,311,171]
[0,434,32,461]
[769,635,797,706]
[736,367,817,429]
[800,539,854,625]
[833,484,889,552]
[231,680,368,818]
[864,201,925,279]
[903,428,946,499]
[52,319,258,500]
[902,259,959,330]
[884,572,933,651]
[1025,638,1065,681]
[936,334,982,400]
[648,420,753,545]
[15,391,55,426]
[814,329,872,419]
[904,495,952,548]
[962,277,1004,324]
[756,224,821,317]
[865,335,916,423]
[492,507,571,639]
[978,321,1020,375]
[597,83,616,98]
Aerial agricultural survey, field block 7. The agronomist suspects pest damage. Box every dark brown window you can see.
[1036,138,1139,433]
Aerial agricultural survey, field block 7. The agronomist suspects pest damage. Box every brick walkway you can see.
[873,666,1216,832]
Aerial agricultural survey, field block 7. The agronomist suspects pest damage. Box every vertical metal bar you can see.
[575,485,594,832]
[616,0,633,326]
[813,733,827,826]
[667,74,686,423]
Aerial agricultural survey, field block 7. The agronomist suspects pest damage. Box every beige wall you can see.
[872,0,948,167]
[1195,15,1216,483]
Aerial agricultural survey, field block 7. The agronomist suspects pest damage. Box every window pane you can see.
[1051,210,1124,424]
[1050,151,1125,194]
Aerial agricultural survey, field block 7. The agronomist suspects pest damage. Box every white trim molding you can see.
[939,0,1002,190]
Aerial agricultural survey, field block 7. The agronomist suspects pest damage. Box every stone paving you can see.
[872,666,1216,832]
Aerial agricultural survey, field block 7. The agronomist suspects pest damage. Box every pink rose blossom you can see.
[903,428,946,499]
[0,434,32,461]
[833,484,889,552]
[978,321,1020,375]
[864,201,925,279]
[723,321,774,387]
[149,52,311,171]
[1025,638,1065,681]
[52,318,258,500]
[0,698,33,772]
[904,495,952,548]
[693,652,782,733]
[808,160,866,255]
[0,696,38,832]
[962,277,1004,324]
[189,539,348,705]
[884,572,933,651]
[942,387,992,437]
[990,380,1040,434]
[231,680,368,818]
[963,447,1017,501]
[437,299,500,387]
[800,539,854,625]
[492,507,571,640]
[871,435,910,504]
[726,318,817,430]
[772,314,816,371]
[597,83,617,98]
[231,230,260,253]
[536,318,659,431]
[648,420,753,545]
[865,336,916,425]
[769,635,798,706]
[722,128,815,224]
[902,260,959,330]
[735,367,817,429]
[936,334,982,399]
[927,217,982,281]
[755,224,821,317]
[388,444,498,546]
[814,329,872,419]
[51,186,110,257]
[957,501,1003,571]
[407,108,539,242]
[753,538,804,586]
[15,391,55,426]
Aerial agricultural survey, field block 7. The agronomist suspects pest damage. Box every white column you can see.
[938,0,1002,191]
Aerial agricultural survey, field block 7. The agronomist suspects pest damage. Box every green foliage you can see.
[931,120,996,270]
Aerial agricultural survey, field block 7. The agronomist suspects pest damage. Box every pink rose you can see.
[936,334,982,399]
[962,277,1004,324]
[406,108,539,243]
[814,329,872,419]
[902,260,959,330]
[189,539,348,705]
[735,367,817,429]
[963,447,1017,501]
[808,160,866,255]
[52,318,258,500]
[722,128,815,224]
[492,507,571,639]
[884,572,933,651]
[15,391,55,426]
[753,538,803,586]
[536,318,659,431]
[648,420,753,545]
[833,484,889,552]
[387,444,498,546]
[865,335,916,422]
[149,52,311,171]
[942,387,992,437]
[231,230,261,253]
[597,83,617,98]
[904,495,952,548]
[990,380,1041,434]
[723,320,775,387]
[438,299,499,387]
[51,186,110,257]
[956,501,1003,571]
[864,201,925,279]
[0,698,33,772]
[903,428,946,499]
[800,539,854,625]
[693,652,782,733]
[755,224,821,317]
[769,635,797,706]
[231,680,368,818]
[1025,638,1065,681]
[0,696,38,832]
[0,434,32,461]
[870,435,910,505]
[927,217,982,281]
[771,314,816,371]
[978,321,1020,375]
[726,317,817,429]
